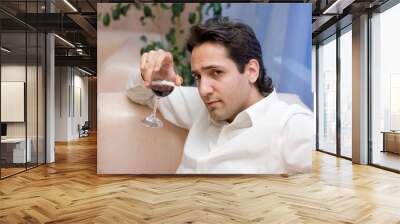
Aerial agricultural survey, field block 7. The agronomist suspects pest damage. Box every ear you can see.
[244,59,260,84]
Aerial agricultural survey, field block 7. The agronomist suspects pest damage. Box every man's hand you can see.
[140,49,183,88]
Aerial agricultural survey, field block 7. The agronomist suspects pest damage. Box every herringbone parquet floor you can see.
[1,134,400,223]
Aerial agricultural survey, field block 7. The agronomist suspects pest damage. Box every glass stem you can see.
[151,97,159,118]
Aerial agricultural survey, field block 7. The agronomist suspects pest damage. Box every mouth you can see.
[206,99,221,108]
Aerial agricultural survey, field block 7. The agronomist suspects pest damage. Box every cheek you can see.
[218,81,241,107]
[225,76,247,97]
[229,78,250,107]
[212,74,246,103]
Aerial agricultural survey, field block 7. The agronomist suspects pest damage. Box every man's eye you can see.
[192,74,200,80]
[213,70,223,77]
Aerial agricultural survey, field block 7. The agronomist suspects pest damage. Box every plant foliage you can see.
[99,3,229,86]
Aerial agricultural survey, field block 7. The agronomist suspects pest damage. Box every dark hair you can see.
[186,17,273,96]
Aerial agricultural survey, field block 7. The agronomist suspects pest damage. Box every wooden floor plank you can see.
[1,134,400,223]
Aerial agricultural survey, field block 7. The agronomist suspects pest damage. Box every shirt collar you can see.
[244,89,277,126]
[208,89,277,128]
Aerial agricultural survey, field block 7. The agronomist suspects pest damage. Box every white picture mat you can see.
[1,81,25,122]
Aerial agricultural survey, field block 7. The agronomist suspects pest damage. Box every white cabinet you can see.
[1,138,32,163]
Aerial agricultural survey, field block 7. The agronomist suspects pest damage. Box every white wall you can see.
[72,73,89,138]
[54,67,89,141]
[55,66,69,141]
[1,65,38,138]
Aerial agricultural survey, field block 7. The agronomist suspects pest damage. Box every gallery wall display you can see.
[1,82,25,122]
[97,3,313,174]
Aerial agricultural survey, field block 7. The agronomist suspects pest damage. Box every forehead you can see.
[190,42,232,71]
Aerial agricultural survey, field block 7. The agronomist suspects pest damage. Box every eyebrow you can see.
[192,65,222,74]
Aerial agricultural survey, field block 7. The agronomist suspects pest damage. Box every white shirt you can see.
[126,73,314,174]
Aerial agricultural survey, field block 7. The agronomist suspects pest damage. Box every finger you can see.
[143,51,158,82]
[142,67,152,83]
[159,52,175,79]
[140,53,153,82]
[154,50,165,72]
[148,50,159,69]
[162,52,173,67]
[175,75,183,86]
[143,67,153,87]
[140,52,149,71]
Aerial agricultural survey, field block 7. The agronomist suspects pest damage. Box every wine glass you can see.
[142,76,176,128]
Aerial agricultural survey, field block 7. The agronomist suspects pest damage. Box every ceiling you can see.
[311,0,390,43]
[0,0,394,75]
[0,0,100,74]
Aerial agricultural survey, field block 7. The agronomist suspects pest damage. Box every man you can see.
[126,17,314,174]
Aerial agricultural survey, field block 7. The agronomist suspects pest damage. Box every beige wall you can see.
[97,3,197,93]
[54,67,89,141]
[97,3,196,174]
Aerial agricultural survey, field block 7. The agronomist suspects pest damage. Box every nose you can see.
[198,77,213,98]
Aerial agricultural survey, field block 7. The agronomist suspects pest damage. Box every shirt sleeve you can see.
[280,112,315,175]
[125,71,205,130]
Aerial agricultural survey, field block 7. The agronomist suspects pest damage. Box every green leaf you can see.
[172,3,184,15]
[142,45,154,54]
[143,5,153,18]
[166,28,176,45]
[121,4,130,16]
[160,3,170,9]
[153,41,164,50]
[188,12,196,24]
[179,50,186,59]
[140,35,147,43]
[206,3,214,16]
[103,13,110,26]
[171,3,184,23]
[116,3,122,11]
[112,7,120,20]
[213,3,222,16]
[181,64,194,86]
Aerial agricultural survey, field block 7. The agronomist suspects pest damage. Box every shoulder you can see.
[280,105,314,144]
[274,94,314,135]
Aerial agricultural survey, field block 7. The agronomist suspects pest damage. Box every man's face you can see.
[191,42,256,123]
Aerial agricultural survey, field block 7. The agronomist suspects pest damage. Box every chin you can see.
[210,111,229,122]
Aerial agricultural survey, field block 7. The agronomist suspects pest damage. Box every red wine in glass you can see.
[150,80,175,97]
[142,80,175,128]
